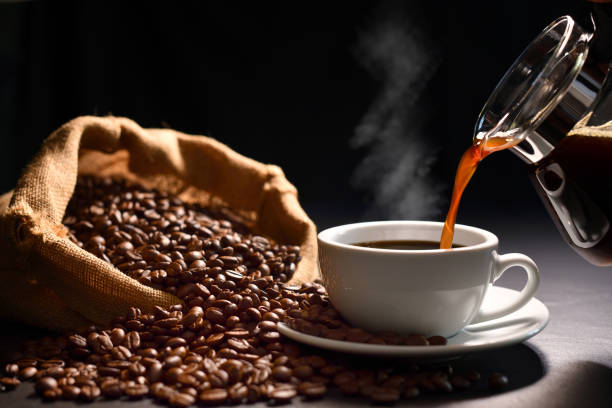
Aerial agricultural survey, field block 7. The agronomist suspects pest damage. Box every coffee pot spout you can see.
[475,11,612,165]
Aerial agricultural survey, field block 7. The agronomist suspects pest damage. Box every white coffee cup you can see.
[317,221,539,338]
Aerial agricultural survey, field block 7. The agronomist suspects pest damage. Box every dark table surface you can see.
[1,210,612,408]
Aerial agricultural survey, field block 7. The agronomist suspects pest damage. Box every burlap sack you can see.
[0,116,318,331]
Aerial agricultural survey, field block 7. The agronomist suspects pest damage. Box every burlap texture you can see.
[0,116,318,331]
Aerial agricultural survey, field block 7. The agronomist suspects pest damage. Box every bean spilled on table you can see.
[0,176,506,405]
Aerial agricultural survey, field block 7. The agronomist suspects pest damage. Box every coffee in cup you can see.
[318,221,539,337]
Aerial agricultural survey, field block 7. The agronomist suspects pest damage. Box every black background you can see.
[0,0,588,230]
[3,4,612,407]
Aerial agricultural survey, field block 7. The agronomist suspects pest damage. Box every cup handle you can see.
[469,252,540,324]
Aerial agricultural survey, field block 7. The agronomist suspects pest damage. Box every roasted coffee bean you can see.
[116,241,134,254]
[79,385,101,401]
[370,387,401,403]
[427,335,448,346]
[157,317,180,328]
[245,307,262,322]
[464,370,481,382]
[74,375,96,387]
[259,331,280,343]
[272,365,292,382]
[98,366,120,377]
[88,332,113,354]
[293,365,314,379]
[298,381,326,399]
[125,319,144,331]
[206,333,224,346]
[319,365,342,378]
[177,373,198,387]
[0,377,20,390]
[225,270,243,281]
[124,331,141,350]
[446,376,468,392]
[107,360,130,369]
[209,370,229,388]
[110,328,126,345]
[333,371,356,387]
[488,373,509,391]
[42,388,63,400]
[227,383,247,402]
[57,377,75,387]
[199,388,228,405]
[165,367,184,384]
[225,329,249,338]
[167,337,187,348]
[258,320,277,332]
[45,366,65,378]
[238,296,253,311]
[274,355,290,366]
[35,377,58,394]
[164,355,182,368]
[169,392,196,407]
[151,383,175,401]
[16,358,38,369]
[432,375,453,392]
[40,359,65,369]
[194,283,211,297]
[262,311,280,322]
[18,366,37,380]
[269,386,297,402]
[205,307,225,325]
[4,364,19,376]
[69,347,91,359]
[345,328,371,343]
[227,338,250,352]
[147,361,163,383]
[61,384,81,400]
[125,383,149,399]
[304,355,326,369]
[128,362,146,377]
[111,345,132,360]
[100,380,124,398]
[140,347,159,358]
[181,306,204,326]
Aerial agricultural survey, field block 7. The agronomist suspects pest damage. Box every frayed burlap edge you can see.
[0,116,318,331]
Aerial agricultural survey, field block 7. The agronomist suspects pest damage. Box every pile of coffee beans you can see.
[0,176,507,405]
[287,300,447,346]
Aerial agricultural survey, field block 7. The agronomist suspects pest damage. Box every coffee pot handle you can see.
[470,252,540,324]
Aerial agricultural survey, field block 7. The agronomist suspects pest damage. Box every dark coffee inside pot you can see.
[353,240,463,250]
[530,134,612,266]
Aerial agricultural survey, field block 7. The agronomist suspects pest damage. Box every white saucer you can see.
[278,286,549,358]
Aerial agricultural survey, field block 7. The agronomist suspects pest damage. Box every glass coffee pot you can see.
[475,6,612,265]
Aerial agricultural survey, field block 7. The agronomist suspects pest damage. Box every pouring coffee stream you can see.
[440,9,612,259]
[440,116,518,249]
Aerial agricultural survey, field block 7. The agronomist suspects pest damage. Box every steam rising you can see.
[351,8,443,220]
